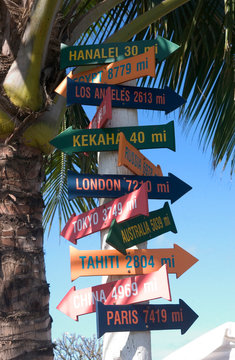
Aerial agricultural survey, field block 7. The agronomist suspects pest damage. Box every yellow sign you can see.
[55,46,156,98]
[118,132,163,176]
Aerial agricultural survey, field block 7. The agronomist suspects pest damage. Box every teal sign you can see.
[106,202,177,254]
[50,121,175,155]
[60,37,179,68]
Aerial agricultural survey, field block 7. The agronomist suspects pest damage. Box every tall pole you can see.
[98,80,152,360]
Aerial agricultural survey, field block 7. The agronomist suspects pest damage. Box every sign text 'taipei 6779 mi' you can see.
[50,121,175,155]
[60,37,180,68]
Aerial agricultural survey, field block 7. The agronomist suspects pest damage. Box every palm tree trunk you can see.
[0,141,53,359]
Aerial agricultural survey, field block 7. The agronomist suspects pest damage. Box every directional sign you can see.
[67,171,192,204]
[70,244,198,280]
[50,121,175,155]
[88,87,112,129]
[106,202,177,254]
[56,47,156,97]
[61,183,149,244]
[66,78,186,114]
[60,37,179,68]
[57,265,171,320]
[118,132,162,176]
[96,299,199,338]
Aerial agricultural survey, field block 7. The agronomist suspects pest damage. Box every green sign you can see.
[60,37,179,68]
[50,121,175,155]
[106,202,177,254]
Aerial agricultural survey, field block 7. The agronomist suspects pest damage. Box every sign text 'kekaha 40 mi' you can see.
[50,121,175,155]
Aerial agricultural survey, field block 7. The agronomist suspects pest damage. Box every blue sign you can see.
[96,300,199,338]
[67,171,192,203]
[66,78,186,114]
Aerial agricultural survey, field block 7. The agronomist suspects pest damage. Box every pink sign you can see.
[61,182,149,244]
[57,264,171,320]
[88,86,112,129]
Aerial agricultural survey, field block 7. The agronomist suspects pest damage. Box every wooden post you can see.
[98,80,152,360]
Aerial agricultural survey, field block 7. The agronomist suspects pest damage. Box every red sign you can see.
[57,265,171,320]
[88,87,112,129]
[61,182,149,244]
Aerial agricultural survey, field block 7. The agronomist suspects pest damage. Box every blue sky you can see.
[44,104,235,359]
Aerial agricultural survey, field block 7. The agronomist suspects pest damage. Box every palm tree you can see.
[0,0,233,358]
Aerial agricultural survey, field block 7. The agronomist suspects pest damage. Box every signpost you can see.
[96,300,199,338]
[57,265,171,320]
[60,37,180,68]
[65,78,186,114]
[56,47,156,97]
[118,132,163,176]
[88,87,112,129]
[70,244,198,280]
[50,121,176,154]
[106,202,177,254]
[61,183,149,244]
[67,171,192,204]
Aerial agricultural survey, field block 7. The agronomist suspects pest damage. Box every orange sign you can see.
[70,244,198,281]
[118,132,163,176]
[55,46,156,98]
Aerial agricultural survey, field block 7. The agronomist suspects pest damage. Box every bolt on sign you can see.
[65,78,186,114]
[56,265,171,320]
[60,37,180,68]
[118,132,163,176]
[106,202,177,255]
[67,171,192,204]
[55,46,156,98]
[61,183,149,244]
[50,121,176,155]
[96,299,199,338]
[70,244,199,281]
[88,87,112,129]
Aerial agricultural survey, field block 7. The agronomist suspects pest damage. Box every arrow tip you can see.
[169,173,192,204]
[174,244,198,278]
[56,287,79,321]
[164,86,186,114]
[96,301,105,338]
[106,219,127,255]
[179,299,199,334]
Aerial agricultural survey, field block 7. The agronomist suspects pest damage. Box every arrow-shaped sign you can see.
[106,202,177,254]
[66,78,186,114]
[118,132,163,176]
[61,182,149,244]
[67,171,192,204]
[96,299,199,338]
[70,244,198,280]
[56,47,156,97]
[50,121,175,155]
[60,37,179,68]
[57,265,171,320]
[88,86,112,129]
